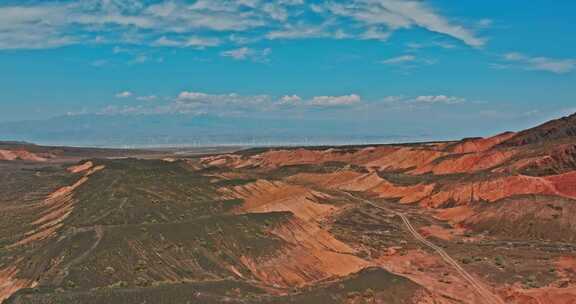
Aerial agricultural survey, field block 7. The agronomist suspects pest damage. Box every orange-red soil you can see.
[9,165,104,248]
[448,132,516,154]
[0,149,51,162]
[242,217,370,287]
[376,249,485,303]
[220,179,337,221]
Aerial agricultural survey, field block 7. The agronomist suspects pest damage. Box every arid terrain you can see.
[2,113,576,304]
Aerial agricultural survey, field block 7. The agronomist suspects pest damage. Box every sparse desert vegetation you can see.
[2,113,576,303]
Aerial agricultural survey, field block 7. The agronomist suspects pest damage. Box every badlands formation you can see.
[2,113,576,303]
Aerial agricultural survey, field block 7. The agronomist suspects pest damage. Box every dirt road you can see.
[342,192,504,304]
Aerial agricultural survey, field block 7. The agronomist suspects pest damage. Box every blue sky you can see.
[1,0,575,144]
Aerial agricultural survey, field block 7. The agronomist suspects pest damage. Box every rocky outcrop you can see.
[411,149,517,175]
[0,149,52,162]
[242,216,370,287]
[220,179,337,221]
[8,165,104,248]
[500,112,576,147]
[461,195,576,242]
[67,161,94,173]
[447,132,516,153]
[218,178,371,287]
[501,287,576,304]
[202,145,448,172]
[0,164,104,302]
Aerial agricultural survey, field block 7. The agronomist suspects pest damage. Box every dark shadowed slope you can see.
[500,113,576,147]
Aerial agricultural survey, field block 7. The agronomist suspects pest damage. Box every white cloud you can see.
[265,22,353,41]
[176,91,210,102]
[185,36,222,48]
[379,54,436,67]
[115,91,133,98]
[143,91,411,119]
[503,52,576,74]
[406,40,456,50]
[278,95,302,105]
[266,24,327,40]
[0,1,259,50]
[0,0,486,50]
[176,91,271,106]
[360,27,391,41]
[310,94,362,106]
[324,0,485,47]
[378,95,466,109]
[151,37,183,47]
[383,0,485,47]
[413,95,465,104]
[176,91,362,110]
[153,36,221,48]
[220,47,271,62]
[0,5,74,49]
[169,91,274,115]
[73,14,155,29]
[527,58,576,74]
[221,47,250,60]
[173,91,461,111]
[144,1,265,32]
[504,52,525,61]
[380,55,415,64]
[262,3,289,21]
[96,91,472,117]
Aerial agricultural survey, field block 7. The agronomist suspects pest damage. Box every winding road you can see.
[341,192,504,304]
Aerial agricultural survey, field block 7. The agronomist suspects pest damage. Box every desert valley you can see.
[1,113,576,304]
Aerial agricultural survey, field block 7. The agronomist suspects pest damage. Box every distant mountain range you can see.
[0,113,432,148]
